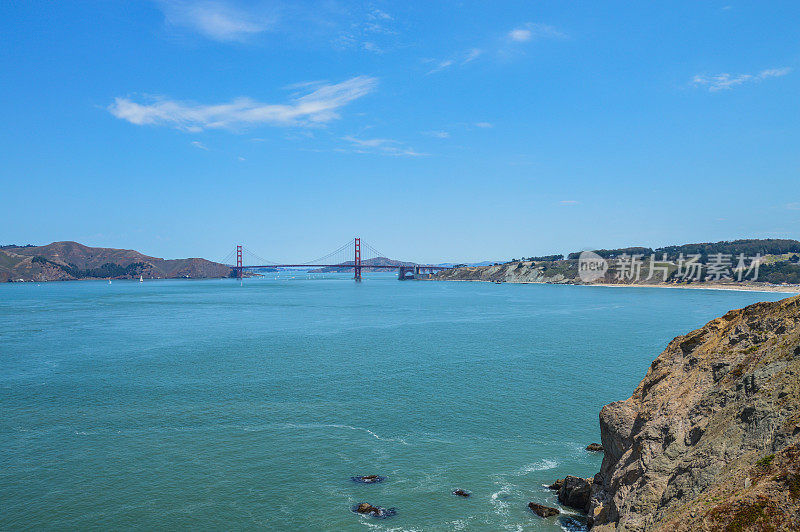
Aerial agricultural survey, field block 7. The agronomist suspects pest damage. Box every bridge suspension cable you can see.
[361,241,385,261]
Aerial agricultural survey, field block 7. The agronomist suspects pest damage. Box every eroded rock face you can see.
[590,295,800,531]
[558,476,593,512]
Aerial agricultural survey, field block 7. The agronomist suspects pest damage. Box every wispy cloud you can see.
[190,140,208,150]
[786,202,800,211]
[157,0,274,42]
[423,130,450,138]
[109,76,378,131]
[692,67,791,91]
[426,59,454,74]
[333,7,398,53]
[426,48,484,74]
[559,200,580,205]
[340,135,426,157]
[463,48,482,64]
[509,28,532,42]
[475,122,493,128]
[508,23,565,42]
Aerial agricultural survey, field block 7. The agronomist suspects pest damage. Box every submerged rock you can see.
[585,443,604,452]
[528,502,560,517]
[452,489,471,498]
[351,475,385,484]
[352,502,396,518]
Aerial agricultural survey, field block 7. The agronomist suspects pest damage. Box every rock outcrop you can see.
[589,295,800,531]
[353,503,396,518]
[558,476,594,513]
[528,502,560,517]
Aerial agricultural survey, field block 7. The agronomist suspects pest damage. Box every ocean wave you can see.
[281,423,409,445]
[511,458,558,475]
[489,484,513,517]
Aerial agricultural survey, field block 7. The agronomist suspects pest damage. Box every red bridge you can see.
[222,238,450,282]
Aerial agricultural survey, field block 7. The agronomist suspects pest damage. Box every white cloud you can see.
[508,23,565,42]
[424,130,450,138]
[509,29,532,42]
[475,122,493,128]
[463,48,482,64]
[427,59,454,74]
[341,135,426,157]
[333,7,397,53]
[559,200,580,205]
[692,67,791,91]
[109,76,377,131]
[191,140,208,150]
[426,48,484,74]
[157,1,274,42]
[369,9,392,21]
[786,202,800,210]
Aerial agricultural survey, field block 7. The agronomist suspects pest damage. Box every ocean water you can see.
[0,275,791,531]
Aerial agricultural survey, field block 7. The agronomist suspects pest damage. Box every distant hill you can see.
[308,256,418,273]
[1,241,231,282]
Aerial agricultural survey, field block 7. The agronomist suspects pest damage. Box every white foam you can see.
[489,484,513,517]
[512,458,559,475]
[281,423,409,445]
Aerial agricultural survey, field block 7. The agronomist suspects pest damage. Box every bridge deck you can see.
[238,264,449,270]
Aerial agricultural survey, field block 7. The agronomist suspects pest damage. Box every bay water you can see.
[0,275,791,530]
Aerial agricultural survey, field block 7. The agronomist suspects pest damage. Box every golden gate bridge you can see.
[220,238,450,281]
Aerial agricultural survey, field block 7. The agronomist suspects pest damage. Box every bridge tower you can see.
[236,245,243,279]
[354,237,362,282]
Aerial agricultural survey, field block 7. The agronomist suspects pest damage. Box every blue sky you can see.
[1,1,798,263]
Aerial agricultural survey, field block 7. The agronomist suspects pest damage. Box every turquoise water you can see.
[1,276,791,531]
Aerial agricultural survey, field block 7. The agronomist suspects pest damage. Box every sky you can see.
[1,1,799,263]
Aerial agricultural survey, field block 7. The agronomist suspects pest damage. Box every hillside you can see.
[433,239,800,289]
[583,295,800,530]
[1,241,231,282]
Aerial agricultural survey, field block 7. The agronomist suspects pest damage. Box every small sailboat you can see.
[139,275,143,283]
[108,279,112,285]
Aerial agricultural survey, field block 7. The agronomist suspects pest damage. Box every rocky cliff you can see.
[433,260,577,283]
[589,295,800,530]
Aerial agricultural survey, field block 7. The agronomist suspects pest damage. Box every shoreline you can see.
[430,278,800,294]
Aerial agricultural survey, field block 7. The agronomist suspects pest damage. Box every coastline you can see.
[429,278,800,294]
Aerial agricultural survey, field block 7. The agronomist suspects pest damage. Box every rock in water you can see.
[528,502,560,517]
[352,503,396,518]
[355,503,376,514]
[547,478,564,491]
[585,443,604,452]
[588,295,800,531]
[557,475,593,512]
[452,489,471,498]
[351,475,385,483]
